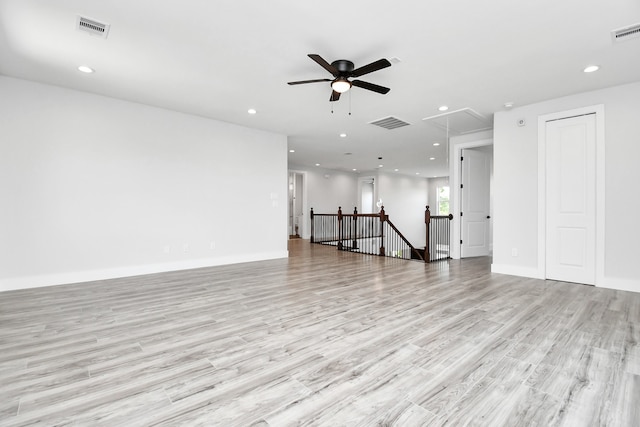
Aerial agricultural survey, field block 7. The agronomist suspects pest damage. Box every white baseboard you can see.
[0,250,289,292]
[491,263,544,279]
[597,277,640,293]
[491,264,640,294]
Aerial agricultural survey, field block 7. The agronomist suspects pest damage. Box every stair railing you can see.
[311,206,424,261]
[425,205,454,262]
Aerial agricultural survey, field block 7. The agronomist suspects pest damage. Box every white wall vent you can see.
[369,116,411,130]
[76,16,110,38]
[611,23,640,43]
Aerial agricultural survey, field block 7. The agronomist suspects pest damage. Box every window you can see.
[437,186,450,215]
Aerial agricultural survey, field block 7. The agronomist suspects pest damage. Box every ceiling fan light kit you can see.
[331,77,351,93]
[288,54,391,102]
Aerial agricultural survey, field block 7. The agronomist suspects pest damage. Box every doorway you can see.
[450,137,493,260]
[360,178,375,214]
[288,171,305,238]
[460,146,492,257]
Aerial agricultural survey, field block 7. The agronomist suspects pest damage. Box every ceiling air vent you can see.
[611,23,640,43]
[369,116,411,130]
[76,16,110,38]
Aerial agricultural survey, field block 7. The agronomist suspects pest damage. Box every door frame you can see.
[537,104,605,284]
[450,137,493,259]
[288,169,309,239]
[460,147,492,258]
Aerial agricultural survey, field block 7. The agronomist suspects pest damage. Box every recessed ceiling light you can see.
[429,157,435,160]
[378,164,383,168]
[315,163,320,166]
[289,149,295,153]
[77,65,94,73]
[339,133,347,138]
[394,169,399,172]
[415,172,420,175]
[352,168,357,171]
[433,142,440,146]
[438,105,449,111]
[247,108,257,114]
[504,102,514,109]
[583,65,599,73]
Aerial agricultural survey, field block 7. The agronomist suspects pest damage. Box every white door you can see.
[461,148,491,257]
[545,114,596,285]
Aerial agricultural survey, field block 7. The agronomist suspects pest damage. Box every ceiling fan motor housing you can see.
[332,60,355,75]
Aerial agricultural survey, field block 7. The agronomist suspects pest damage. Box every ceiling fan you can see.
[288,54,391,102]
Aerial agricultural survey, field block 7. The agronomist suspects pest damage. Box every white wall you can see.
[493,81,640,292]
[375,172,428,247]
[289,164,359,213]
[0,76,288,291]
[288,164,358,239]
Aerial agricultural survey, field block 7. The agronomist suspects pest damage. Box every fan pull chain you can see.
[349,90,352,115]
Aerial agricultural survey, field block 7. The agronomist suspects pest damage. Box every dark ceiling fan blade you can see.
[351,58,392,78]
[352,80,391,94]
[329,90,341,102]
[287,78,332,85]
[308,54,339,76]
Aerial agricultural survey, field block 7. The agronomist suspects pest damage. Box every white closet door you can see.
[461,148,491,258]
[545,114,596,285]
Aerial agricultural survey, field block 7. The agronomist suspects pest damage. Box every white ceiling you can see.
[1,0,639,177]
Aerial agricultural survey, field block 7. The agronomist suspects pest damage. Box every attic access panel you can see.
[422,108,492,135]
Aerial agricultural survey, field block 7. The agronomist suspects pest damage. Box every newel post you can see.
[379,205,386,256]
[425,205,431,263]
[310,207,315,243]
[352,207,359,249]
[337,206,343,251]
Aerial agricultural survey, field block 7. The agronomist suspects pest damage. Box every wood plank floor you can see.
[1,239,639,426]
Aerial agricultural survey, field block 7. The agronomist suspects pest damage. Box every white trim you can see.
[537,104,605,285]
[0,251,289,292]
[598,277,640,293]
[491,263,544,279]
[288,169,309,239]
[450,138,493,259]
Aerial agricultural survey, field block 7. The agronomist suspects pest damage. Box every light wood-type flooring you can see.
[1,240,639,426]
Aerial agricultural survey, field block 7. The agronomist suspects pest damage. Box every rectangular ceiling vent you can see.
[369,116,411,130]
[76,16,110,38]
[611,23,640,43]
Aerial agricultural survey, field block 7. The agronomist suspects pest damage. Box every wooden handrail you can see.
[385,217,424,261]
[311,206,452,263]
[310,205,425,261]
